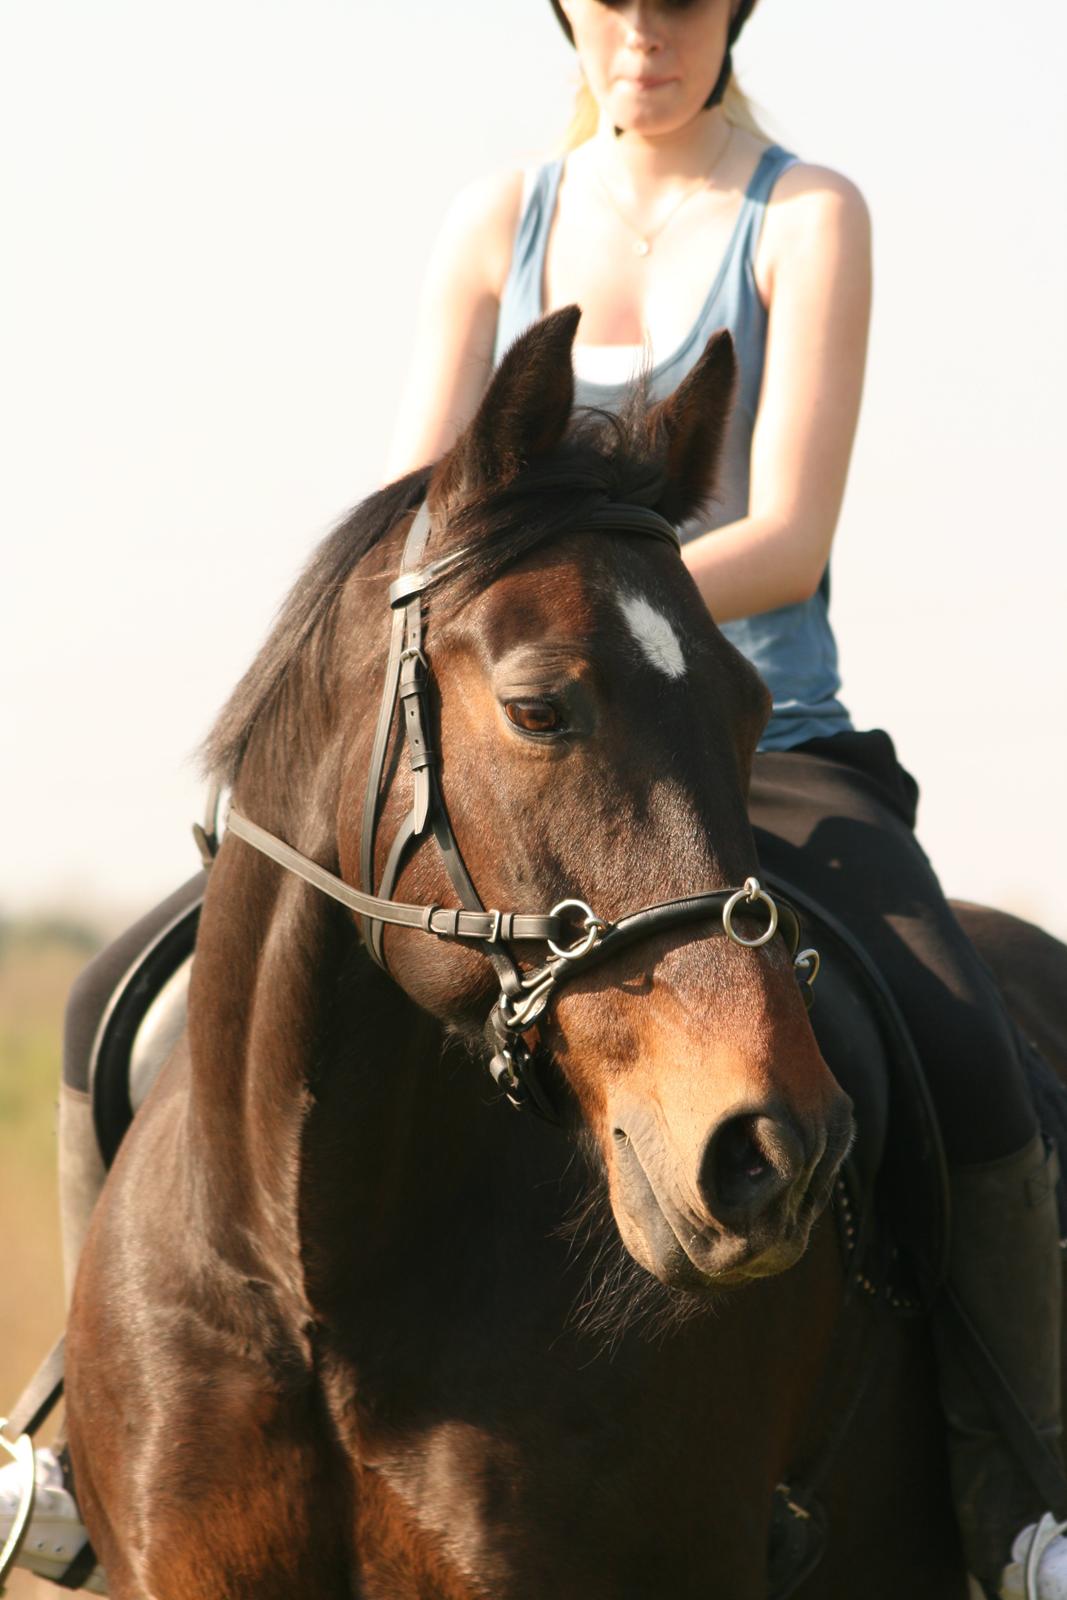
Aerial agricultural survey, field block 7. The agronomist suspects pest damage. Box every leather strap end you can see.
[389,570,428,607]
[412,772,431,837]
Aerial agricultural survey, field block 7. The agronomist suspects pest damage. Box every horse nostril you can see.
[701,1112,803,1223]
[716,1118,773,1194]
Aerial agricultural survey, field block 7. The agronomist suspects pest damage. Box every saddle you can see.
[89,897,198,1168]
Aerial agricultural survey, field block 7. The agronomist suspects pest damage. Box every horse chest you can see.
[342,1338,778,1598]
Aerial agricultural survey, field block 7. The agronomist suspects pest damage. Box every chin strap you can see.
[704,0,758,109]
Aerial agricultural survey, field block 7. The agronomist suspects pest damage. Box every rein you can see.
[227,497,818,1122]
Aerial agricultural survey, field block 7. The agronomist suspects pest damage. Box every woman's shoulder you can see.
[765,154,870,240]
[443,167,527,233]
[430,168,528,298]
[726,129,868,229]
[753,149,871,296]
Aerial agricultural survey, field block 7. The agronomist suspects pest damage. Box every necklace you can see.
[594,126,733,258]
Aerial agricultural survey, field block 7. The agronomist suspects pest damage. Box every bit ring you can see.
[547,899,605,961]
[722,877,779,949]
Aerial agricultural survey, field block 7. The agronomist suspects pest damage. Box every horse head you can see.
[324,307,853,1288]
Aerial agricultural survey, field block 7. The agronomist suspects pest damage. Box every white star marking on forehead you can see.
[618,592,687,680]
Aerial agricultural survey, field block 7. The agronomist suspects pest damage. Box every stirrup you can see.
[0,1420,36,1591]
[1023,1513,1067,1599]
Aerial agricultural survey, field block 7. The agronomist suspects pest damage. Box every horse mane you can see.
[202,397,700,786]
[201,467,430,783]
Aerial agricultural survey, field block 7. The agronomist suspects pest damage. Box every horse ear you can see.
[645,330,738,525]
[439,306,581,497]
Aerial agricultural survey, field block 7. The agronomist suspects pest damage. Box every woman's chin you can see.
[608,87,706,139]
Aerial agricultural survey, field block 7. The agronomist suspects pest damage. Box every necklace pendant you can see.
[633,238,650,258]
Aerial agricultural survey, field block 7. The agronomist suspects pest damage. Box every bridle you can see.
[226,498,819,1123]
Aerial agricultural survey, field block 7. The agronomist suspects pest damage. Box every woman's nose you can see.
[624,3,663,51]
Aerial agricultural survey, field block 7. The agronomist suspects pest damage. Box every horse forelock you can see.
[200,395,695,793]
[423,401,680,612]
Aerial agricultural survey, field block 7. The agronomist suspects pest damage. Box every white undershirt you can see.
[571,343,649,386]
[518,168,653,389]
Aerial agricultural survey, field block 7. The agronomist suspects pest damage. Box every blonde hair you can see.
[559,74,770,153]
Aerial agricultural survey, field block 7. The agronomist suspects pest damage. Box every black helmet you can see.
[546,0,757,110]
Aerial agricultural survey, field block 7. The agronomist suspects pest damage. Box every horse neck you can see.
[186,797,522,1311]
[184,831,332,1289]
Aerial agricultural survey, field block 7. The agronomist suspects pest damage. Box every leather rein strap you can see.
[227,808,565,951]
[227,496,815,1119]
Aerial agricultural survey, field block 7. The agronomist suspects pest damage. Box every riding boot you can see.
[932,1131,1065,1595]
[58,1081,107,1307]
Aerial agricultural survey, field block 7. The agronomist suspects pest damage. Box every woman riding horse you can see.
[1,2,1062,1596]
[384,5,1064,1592]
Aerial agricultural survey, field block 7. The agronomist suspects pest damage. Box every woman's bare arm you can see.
[682,165,872,623]
[387,160,870,625]
[385,171,521,481]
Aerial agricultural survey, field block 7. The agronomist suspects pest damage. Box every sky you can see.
[2,0,1066,938]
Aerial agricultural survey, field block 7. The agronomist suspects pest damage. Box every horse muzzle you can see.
[608,1092,855,1287]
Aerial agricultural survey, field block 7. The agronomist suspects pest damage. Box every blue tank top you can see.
[493,144,853,752]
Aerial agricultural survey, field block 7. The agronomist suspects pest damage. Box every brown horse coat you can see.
[65,311,1060,1599]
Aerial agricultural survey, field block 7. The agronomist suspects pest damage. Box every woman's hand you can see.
[682,163,872,622]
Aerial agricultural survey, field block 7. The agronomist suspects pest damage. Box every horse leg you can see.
[68,1324,359,1600]
[66,1085,358,1598]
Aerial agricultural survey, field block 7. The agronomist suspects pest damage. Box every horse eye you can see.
[505,699,563,735]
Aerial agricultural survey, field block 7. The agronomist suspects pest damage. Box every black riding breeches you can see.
[749,729,1036,1165]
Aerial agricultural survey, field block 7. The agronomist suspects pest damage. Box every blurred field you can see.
[1,917,99,1600]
